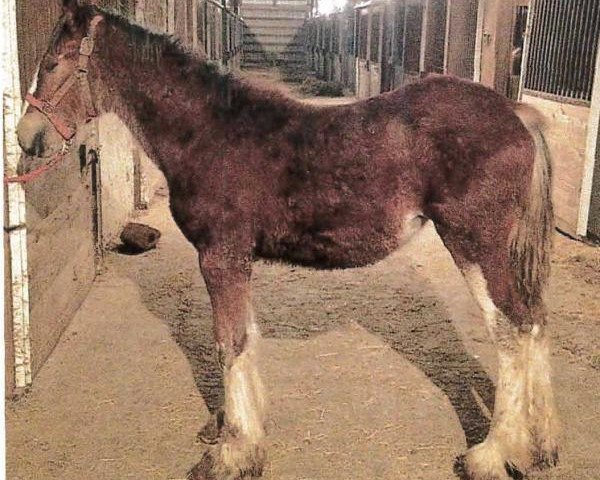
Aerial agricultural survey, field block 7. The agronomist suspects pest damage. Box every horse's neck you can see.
[95,25,215,174]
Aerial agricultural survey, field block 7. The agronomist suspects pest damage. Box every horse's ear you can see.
[62,0,82,32]
[62,0,78,13]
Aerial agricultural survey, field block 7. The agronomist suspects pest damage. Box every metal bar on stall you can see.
[580,0,600,100]
[559,0,580,98]
[222,0,228,65]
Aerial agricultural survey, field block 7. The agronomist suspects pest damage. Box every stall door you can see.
[356,7,385,98]
[368,7,384,96]
[356,8,371,98]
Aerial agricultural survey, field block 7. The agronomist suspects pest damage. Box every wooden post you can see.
[167,0,175,33]
[443,0,452,74]
[192,0,199,50]
[473,0,485,81]
[517,0,534,100]
[1,0,32,391]
[419,0,430,73]
[222,0,228,65]
[577,30,600,237]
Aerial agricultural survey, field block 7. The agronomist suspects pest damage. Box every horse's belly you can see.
[256,213,426,269]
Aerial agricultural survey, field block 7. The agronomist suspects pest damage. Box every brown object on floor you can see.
[120,222,161,252]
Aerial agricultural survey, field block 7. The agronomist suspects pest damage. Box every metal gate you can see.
[524,0,600,104]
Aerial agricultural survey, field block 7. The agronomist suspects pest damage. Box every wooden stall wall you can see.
[305,9,355,91]
[12,0,99,390]
[522,96,591,234]
[444,0,478,79]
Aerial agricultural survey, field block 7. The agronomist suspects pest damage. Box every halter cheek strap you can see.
[77,15,104,121]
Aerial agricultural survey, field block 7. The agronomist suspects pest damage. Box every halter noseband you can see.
[25,15,103,141]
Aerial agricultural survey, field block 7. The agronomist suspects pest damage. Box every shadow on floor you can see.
[115,233,495,450]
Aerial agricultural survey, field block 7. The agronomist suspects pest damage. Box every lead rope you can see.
[4,142,72,185]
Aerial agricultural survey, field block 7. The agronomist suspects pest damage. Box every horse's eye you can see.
[45,59,59,72]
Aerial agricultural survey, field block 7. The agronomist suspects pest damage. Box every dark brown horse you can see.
[16,2,559,479]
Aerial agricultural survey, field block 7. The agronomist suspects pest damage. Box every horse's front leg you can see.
[190,249,266,480]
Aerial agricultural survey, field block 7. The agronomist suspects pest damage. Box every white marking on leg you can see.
[527,328,559,465]
[219,318,266,473]
[246,320,266,415]
[463,264,532,476]
[224,324,264,444]
[463,264,499,340]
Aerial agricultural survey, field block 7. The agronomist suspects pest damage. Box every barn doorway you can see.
[507,3,528,100]
[355,3,385,99]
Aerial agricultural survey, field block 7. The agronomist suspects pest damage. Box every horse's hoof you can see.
[532,444,559,470]
[187,445,265,480]
[462,441,513,480]
[187,451,216,480]
[198,410,225,445]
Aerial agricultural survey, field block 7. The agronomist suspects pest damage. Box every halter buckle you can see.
[40,101,55,115]
[79,36,95,56]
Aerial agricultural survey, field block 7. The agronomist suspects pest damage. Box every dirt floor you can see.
[6,71,600,480]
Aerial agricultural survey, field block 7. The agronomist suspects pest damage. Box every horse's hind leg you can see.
[431,231,558,479]
[190,248,265,480]
[459,262,558,479]
[428,111,558,479]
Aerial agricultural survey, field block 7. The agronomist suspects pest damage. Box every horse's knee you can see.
[215,312,253,370]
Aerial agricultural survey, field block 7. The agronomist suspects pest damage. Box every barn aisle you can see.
[6,189,600,479]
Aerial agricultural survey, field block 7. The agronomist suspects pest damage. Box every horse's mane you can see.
[92,5,191,65]
[86,4,303,123]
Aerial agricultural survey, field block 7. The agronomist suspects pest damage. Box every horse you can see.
[16,2,559,479]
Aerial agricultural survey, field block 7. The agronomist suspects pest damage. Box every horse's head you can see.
[16,0,103,164]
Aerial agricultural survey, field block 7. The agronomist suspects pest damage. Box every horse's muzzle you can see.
[16,111,63,159]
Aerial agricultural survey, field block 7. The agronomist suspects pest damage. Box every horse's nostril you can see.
[31,131,46,157]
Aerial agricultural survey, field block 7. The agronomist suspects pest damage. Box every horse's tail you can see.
[510,104,554,308]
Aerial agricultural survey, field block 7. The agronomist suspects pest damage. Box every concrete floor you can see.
[6,190,600,480]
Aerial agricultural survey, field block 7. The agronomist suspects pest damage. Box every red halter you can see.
[5,15,103,184]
